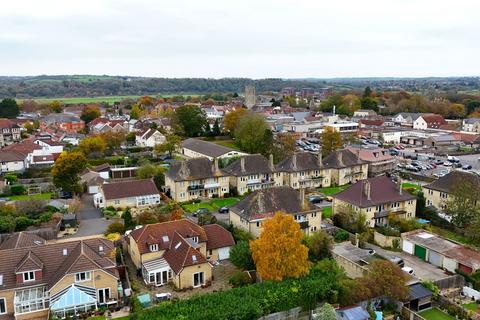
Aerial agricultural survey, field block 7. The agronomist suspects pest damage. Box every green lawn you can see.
[402,182,422,191]
[322,207,332,219]
[87,316,130,320]
[181,197,240,213]
[318,185,349,196]
[419,308,454,320]
[213,140,241,151]
[8,193,53,201]
[463,302,479,312]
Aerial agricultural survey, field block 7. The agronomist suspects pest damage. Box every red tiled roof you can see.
[163,232,208,274]
[203,224,235,250]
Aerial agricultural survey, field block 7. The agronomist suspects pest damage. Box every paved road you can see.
[365,243,450,282]
[69,195,113,238]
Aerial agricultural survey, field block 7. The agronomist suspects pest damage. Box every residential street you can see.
[68,195,113,238]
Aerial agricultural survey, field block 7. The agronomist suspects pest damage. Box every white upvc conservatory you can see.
[142,258,173,286]
[14,286,49,316]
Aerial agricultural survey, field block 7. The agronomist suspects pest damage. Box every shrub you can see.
[334,230,349,242]
[229,271,252,287]
[105,222,125,235]
[230,241,255,270]
[10,184,26,195]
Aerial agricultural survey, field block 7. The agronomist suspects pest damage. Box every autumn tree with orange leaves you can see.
[250,212,309,281]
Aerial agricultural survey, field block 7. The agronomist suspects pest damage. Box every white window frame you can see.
[97,288,111,304]
[149,244,158,252]
[23,271,35,282]
[0,297,6,315]
[75,271,92,283]
[193,272,204,288]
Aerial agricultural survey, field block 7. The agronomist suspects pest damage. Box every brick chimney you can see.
[300,188,305,207]
[213,157,219,173]
[337,151,344,167]
[398,177,403,195]
[364,180,371,201]
[240,157,245,173]
[292,153,297,170]
[317,151,323,167]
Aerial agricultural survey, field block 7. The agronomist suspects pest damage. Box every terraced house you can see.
[276,152,331,189]
[165,158,230,202]
[0,236,119,320]
[229,187,322,238]
[322,149,368,186]
[223,154,283,196]
[422,171,480,211]
[126,220,234,289]
[332,176,416,227]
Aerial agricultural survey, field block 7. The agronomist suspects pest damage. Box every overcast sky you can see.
[1,0,479,78]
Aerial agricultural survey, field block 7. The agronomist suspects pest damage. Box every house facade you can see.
[422,171,480,211]
[346,146,396,178]
[229,187,322,238]
[0,238,119,320]
[413,114,447,130]
[94,179,160,209]
[165,158,230,202]
[323,149,368,186]
[332,176,417,227]
[135,128,165,147]
[275,152,331,189]
[126,220,234,289]
[0,119,21,148]
[223,154,283,196]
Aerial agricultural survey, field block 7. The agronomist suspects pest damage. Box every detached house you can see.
[0,238,119,320]
[229,187,322,238]
[135,128,165,148]
[413,114,447,130]
[323,149,368,186]
[223,154,283,196]
[422,171,480,211]
[332,176,416,227]
[0,119,21,147]
[94,179,160,209]
[165,158,230,202]
[126,220,234,289]
[276,152,331,189]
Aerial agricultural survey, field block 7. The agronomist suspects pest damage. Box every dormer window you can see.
[75,271,91,282]
[23,271,35,282]
[191,236,198,243]
[149,244,158,252]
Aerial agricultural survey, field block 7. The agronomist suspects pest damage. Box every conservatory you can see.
[50,284,98,318]
[142,257,173,286]
[14,286,49,315]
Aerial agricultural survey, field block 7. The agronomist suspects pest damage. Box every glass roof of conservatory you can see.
[50,284,97,311]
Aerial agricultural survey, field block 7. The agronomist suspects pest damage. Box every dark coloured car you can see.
[59,191,73,199]
[218,206,229,214]
[463,164,472,170]
[308,195,326,204]
[192,208,210,217]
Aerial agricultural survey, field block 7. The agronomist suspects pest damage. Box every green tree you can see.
[318,94,343,113]
[80,105,101,123]
[445,178,480,228]
[0,215,16,233]
[137,159,165,189]
[49,100,63,113]
[234,113,270,154]
[122,209,135,230]
[173,105,208,137]
[363,86,372,98]
[314,303,337,320]
[360,97,378,111]
[0,98,20,118]
[303,231,333,262]
[78,136,107,158]
[212,119,221,136]
[230,241,255,270]
[321,127,343,157]
[155,134,181,157]
[51,152,87,194]
[223,108,247,135]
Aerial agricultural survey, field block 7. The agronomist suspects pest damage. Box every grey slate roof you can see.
[182,138,235,157]
[424,171,480,194]
[223,154,274,176]
[230,186,316,221]
[166,158,225,181]
[322,149,366,169]
[409,283,432,300]
[334,176,415,208]
[276,152,323,172]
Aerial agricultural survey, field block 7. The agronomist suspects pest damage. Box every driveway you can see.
[69,195,113,238]
[365,243,450,282]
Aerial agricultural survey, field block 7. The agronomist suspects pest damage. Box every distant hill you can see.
[0,75,479,99]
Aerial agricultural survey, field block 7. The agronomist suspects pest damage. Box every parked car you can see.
[447,155,460,163]
[443,161,452,166]
[59,191,73,199]
[435,159,444,165]
[402,266,415,275]
[462,164,473,170]
[309,194,326,204]
[218,206,229,214]
[389,257,405,268]
[192,208,210,217]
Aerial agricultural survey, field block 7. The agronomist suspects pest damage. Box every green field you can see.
[463,302,479,312]
[419,308,454,320]
[318,185,349,196]
[181,197,240,213]
[8,193,53,201]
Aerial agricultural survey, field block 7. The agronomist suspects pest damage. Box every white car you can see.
[443,161,452,167]
[402,266,415,275]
